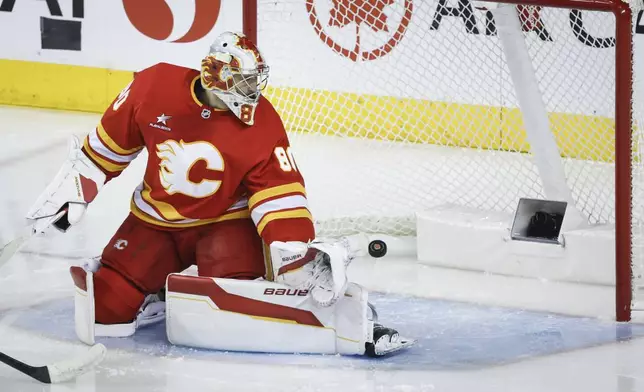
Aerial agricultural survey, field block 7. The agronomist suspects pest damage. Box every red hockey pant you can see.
[92,214,266,324]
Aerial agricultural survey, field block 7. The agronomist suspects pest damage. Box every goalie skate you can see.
[365,323,416,357]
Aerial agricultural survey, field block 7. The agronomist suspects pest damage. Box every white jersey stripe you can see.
[132,184,200,224]
[228,197,249,211]
[132,185,250,226]
[251,195,308,226]
[89,128,140,164]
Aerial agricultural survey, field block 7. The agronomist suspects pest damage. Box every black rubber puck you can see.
[368,240,387,258]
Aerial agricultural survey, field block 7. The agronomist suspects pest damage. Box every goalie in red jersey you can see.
[25,32,413,357]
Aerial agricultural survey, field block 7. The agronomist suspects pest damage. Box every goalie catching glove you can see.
[26,135,106,233]
[269,237,356,307]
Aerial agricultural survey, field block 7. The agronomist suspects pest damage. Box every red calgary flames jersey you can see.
[82,63,315,244]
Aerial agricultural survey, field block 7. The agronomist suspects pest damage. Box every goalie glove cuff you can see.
[269,241,317,289]
[269,238,353,307]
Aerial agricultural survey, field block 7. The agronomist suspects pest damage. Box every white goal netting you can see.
[256,0,644,314]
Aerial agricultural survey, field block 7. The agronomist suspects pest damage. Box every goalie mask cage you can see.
[243,0,643,322]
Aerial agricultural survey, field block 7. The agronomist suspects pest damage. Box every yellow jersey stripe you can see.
[249,183,306,211]
[141,182,188,221]
[263,241,274,282]
[97,122,143,156]
[83,137,128,173]
[256,208,312,235]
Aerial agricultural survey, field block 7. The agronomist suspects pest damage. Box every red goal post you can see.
[243,0,640,322]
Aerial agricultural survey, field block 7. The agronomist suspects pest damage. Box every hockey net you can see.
[252,0,643,320]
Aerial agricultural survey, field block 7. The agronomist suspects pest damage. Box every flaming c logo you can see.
[123,0,221,43]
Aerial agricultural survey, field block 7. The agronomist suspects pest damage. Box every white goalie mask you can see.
[200,32,269,126]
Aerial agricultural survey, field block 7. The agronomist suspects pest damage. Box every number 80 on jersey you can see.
[274,147,298,172]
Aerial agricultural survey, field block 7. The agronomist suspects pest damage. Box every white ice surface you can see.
[1,106,644,391]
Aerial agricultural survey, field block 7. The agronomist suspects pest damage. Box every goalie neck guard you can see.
[200,31,269,126]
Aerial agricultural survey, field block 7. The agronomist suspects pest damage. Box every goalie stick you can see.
[0,343,106,384]
[0,210,67,270]
[0,231,33,270]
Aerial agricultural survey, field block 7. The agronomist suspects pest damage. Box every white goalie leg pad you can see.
[70,261,162,344]
[333,282,373,355]
[165,274,372,355]
[70,266,96,345]
[95,322,136,338]
[93,294,164,338]
[70,264,135,344]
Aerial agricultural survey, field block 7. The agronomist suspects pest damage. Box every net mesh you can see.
[256,1,643,311]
